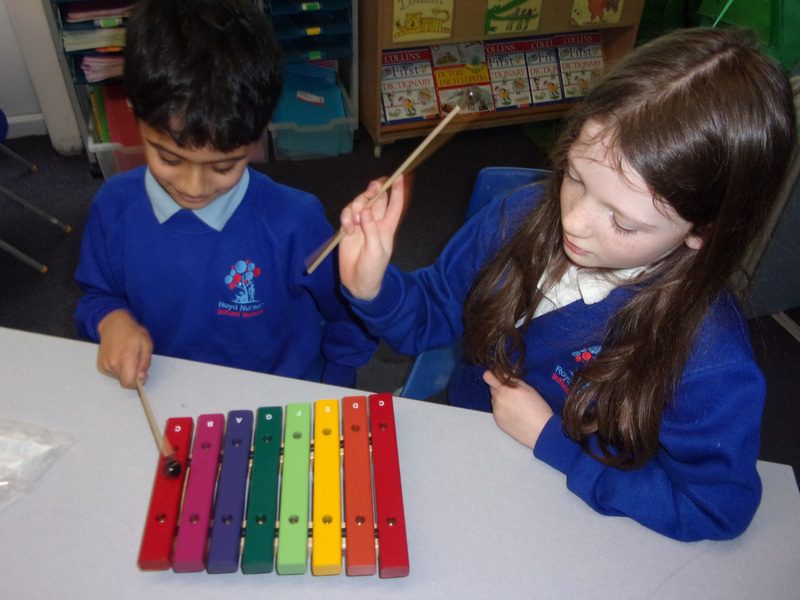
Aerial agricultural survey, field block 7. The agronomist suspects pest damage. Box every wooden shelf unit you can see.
[358,0,644,152]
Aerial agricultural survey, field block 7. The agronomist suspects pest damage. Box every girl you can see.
[338,28,796,541]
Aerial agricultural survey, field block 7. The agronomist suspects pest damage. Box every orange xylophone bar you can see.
[136,393,410,577]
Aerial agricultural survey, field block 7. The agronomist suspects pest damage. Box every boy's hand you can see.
[339,175,405,301]
[484,370,553,449]
[96,310,153,389]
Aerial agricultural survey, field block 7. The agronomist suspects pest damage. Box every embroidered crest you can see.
[571,345,601,363]
[225,259,260,303]
[552,345,601,392]
[218,259,265,318]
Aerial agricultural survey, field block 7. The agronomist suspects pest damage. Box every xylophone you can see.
[137,393,409,578]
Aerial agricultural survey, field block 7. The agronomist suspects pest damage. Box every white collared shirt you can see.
[145,167,250,231]
[534,263,645,317]
[514,264,644,327]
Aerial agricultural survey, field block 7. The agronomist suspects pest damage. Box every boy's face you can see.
[559,120,703,270]
[139,122,256,211]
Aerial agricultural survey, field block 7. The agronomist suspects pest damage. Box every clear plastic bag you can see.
[0,418,74,512]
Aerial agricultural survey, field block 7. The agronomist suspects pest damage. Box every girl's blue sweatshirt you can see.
[347,186,764,542]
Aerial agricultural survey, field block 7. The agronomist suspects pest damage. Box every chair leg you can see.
[0,184,72,233]
[0,238,48,273]
[0,143,37,173]
[772,313,800,343]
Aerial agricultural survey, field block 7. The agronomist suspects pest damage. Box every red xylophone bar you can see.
[137,417,193,570]
[369,393,410,578]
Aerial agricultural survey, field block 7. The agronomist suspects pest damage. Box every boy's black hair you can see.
[124,0,282,151]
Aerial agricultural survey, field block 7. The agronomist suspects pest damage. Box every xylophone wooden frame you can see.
[137,393,409,578]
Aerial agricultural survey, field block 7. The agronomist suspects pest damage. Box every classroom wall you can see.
[0,0,45,138]
[2,0,82,153]
[745,152,800,318]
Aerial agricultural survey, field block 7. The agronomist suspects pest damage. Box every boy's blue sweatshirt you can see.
[75,166,376,386]
[347,186,764,542]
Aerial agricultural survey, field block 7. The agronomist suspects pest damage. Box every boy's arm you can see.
[301,247,378,387]
[74,202,131,341]
[74,199,152,387]
[280,190,377,387]
[96,310,153,388]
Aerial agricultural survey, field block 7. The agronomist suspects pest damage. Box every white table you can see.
[1,327,798,599]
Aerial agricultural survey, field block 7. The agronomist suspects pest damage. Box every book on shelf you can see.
[555,31,604,100]
[431,41,494,116]
[484,39,533,111]
[101,83,142,147]
[523,36,563,106]
[380,47,439,125]
[88,85,110,144]
[484,35,567,110]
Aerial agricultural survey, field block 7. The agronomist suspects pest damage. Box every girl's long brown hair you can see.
[463,28,796,468]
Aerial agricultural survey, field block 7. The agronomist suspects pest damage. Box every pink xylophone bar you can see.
[136,394,409,577]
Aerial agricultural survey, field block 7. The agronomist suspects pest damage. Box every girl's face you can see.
[139,122,256,211]
[559,121,703,270]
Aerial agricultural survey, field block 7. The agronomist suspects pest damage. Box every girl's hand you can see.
[338,175,406,301]
[484,370,554,449]
[96,310,153,389]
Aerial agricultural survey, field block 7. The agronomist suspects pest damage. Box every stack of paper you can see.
[63,0,135,24]
[80,55,124,83]
[62,28,126,52]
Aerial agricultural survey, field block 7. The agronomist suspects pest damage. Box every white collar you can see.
[145,167,249,231]
[532,263,644,319]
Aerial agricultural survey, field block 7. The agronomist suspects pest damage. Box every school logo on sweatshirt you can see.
[217,259,265,318]
[551,345,601,393]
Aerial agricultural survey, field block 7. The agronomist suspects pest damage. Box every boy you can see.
[75,0,376,389]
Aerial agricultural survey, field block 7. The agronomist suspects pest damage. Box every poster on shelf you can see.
[570,0,625,26]
[431,42,495,115]
[380,47,440,125]
[392,0,454,43]
[484,0,542,35]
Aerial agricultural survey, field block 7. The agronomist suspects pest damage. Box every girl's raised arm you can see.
[338,175,406,301]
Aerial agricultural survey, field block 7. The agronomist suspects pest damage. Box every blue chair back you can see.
[400,166,552,400]
[466,166,552,217]
[0,110,8,143]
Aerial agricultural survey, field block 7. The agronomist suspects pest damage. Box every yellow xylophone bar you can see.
[137,394,409,577]
[311,399,343,574]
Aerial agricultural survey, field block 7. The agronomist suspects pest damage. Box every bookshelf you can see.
[44,0,142,175]
[358,0,644,156]
[44,0,359,170]
[263,0,359,159]
[46,2,134,107]
[265,0,358,116]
